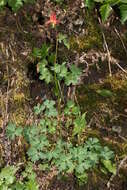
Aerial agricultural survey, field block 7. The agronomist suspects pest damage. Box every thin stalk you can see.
[54,33,64,113]
[54,37,59,97]
[54,32,62,137]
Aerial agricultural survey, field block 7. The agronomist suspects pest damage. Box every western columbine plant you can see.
[5,8,116,187]
[33,12,82,104]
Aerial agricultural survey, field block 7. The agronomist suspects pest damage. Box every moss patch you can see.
[70,11,102,52]
[77,72,127,129]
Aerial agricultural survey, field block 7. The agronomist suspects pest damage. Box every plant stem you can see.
[54,36,59,95]
[54,37,60,97]
[54,32,64,113]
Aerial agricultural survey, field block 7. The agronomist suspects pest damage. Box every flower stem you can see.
[54,33,62,113]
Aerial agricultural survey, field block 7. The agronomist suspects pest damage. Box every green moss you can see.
[70,12,102,52]
[13,92,25,103]
[105,74,127,90]
[9,107,28,125]
[0,57,30,127]
[77,72,127,126]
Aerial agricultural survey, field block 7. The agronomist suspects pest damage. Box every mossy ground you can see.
[77,72,127,154]
[70,11,102,52]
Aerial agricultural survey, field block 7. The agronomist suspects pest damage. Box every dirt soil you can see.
[0,0,127,189]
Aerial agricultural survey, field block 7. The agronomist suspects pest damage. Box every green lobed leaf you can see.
[6,123,23,140]
[32,48,42,58]
[119,4,127,23]
[65,65,82,86]
[25,179,39,190]
[96,89,113,97]
[34,104,45,115]
[102,160,116,174]
[100,3,112,22]
[0,0,7,7]
[0,166,18,186]
[73,113,87,136]
[84,0,95,9]
[58,33,70,49]
[8,0,23,12]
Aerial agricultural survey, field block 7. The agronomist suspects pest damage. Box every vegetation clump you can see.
[0,0,127,189]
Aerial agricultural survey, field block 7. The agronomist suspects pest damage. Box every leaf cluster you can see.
[50,138,116,183]
[0,163,38,190]
[84,0,127,23]
[0,0,35,12]
[33,42,82,86]
[6,100,116,184]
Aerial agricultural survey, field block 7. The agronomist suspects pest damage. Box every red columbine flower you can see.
[46,12,59,28]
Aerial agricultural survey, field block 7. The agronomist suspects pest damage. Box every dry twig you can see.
[107,156,127,189]
[98,17,112,77]
[114,27,127,56]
